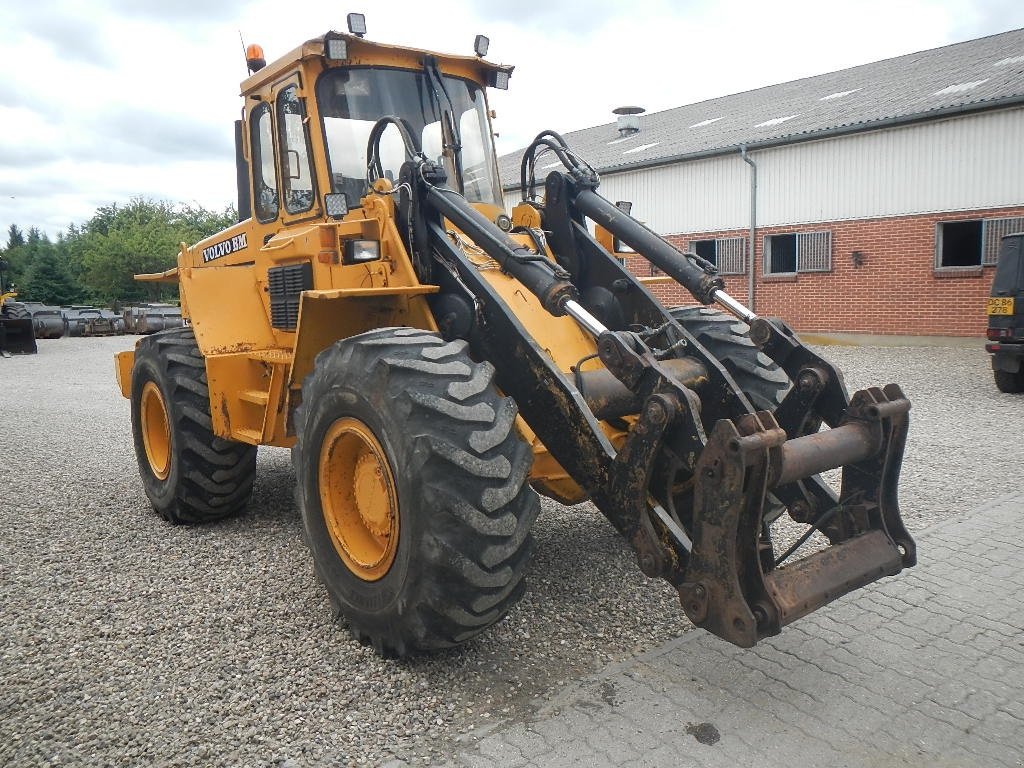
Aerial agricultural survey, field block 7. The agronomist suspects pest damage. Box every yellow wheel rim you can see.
[141,381,171,481]
[318,417,400,581]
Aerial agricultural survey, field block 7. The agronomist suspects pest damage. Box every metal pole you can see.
[740,145,757,313]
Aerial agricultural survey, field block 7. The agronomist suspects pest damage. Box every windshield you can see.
[316,67,503,207]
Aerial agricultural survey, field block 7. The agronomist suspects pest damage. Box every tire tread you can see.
[293,327,539,656]
[132,326,256,524]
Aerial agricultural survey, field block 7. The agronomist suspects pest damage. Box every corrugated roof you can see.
[498,27,1024,187]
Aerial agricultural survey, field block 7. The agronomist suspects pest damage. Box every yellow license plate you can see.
[988,297,1014,315]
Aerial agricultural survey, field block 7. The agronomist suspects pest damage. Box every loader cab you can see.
[238,31,511,229]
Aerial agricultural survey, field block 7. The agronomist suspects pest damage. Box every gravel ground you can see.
[0,335,1019,767]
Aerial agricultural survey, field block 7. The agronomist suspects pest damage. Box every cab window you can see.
[277,86,316,215]
[251,102,278,223]
[317,67,502,207]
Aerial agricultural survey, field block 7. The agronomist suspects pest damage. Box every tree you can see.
[6,224,24,250]
[22,248,79,305]
[2,227,48,296]
[5,197,236,306]
[76,198,235,304]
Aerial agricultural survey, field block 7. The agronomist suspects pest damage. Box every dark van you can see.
[987,233,1024,393]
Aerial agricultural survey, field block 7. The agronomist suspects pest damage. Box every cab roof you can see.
[240,32,513,96]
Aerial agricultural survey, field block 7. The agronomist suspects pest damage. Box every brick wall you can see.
[623,205,1024,337]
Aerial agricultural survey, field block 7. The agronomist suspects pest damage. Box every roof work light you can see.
[488,69,510,90]
[324,33,348,61]
[347,13,367,37]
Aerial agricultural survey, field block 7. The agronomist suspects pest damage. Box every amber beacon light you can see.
[246,44,266,73]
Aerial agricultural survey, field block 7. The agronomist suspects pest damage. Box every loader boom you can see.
[401,133,915,646]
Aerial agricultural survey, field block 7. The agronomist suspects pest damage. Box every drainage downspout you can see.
[739,145,757,312]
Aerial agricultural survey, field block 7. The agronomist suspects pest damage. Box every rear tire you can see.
[994,367,1024,393]
[670,306,791,410]
[130,327,257,523]
[293,328,539,657]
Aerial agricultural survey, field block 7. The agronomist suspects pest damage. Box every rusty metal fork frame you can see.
[678,385,914,647]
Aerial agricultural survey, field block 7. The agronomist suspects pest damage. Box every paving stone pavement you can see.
[442,493,1024,768]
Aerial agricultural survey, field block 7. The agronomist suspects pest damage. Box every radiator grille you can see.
[268,262,312,330]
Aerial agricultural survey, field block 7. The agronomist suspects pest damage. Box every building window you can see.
[763,231,832,275]
[936,220,982,267]
[687,237,746,275]
[936,217,1024,268]
[983,217,1024,265]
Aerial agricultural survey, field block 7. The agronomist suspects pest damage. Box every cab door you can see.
[272,74,322,226]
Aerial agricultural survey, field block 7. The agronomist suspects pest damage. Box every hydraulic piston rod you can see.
[563,299,608,337]
[425,184,577,315]
[712,290,757,324]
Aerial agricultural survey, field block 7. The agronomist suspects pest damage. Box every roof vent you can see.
[820,88,861,101]
[933,79,989,96]
[755,114,799,128]
[613,106,645,136]
[623,142,660,155]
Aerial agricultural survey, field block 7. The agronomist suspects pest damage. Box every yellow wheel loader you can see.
[1,262,38,355]
[115,19,916,657]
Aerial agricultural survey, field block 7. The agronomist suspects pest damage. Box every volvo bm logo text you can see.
[202,233,248,263]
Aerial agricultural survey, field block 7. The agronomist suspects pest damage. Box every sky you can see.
[1,0,1022,241]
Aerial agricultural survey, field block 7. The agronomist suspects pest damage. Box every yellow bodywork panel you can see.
[207,350,293,446]
[115,350,135,399]
[183,264,278,354]
[289,286,439,390]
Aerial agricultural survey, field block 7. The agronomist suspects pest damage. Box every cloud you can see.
[0,146,63,169]
[21,13,115,68]
[949,0,1024,38]
[105,0,253,23]
[463,0,689,35]
[0,80,35,112]
[97,109,235,164]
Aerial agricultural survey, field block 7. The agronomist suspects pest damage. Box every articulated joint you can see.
[596,331,648,390]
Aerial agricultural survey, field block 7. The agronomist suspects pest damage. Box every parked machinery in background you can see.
[123,304,184,335]
[0,258,37,355]
[27,305,66,339]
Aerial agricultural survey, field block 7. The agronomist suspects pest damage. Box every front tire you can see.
[670,306,791,409]
[669,306,791,525]
[293,328,539,657]
[130,327,257,523]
